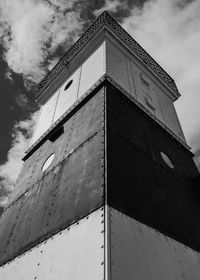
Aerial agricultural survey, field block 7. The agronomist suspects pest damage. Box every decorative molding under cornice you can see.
[35,11,179,100]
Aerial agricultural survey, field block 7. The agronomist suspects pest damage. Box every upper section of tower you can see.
[36,11,180,102]
[26,11,188,158]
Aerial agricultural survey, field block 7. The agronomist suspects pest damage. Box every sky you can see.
[0,0,199,210]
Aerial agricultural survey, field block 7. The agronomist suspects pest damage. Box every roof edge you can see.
[35,11,180,100]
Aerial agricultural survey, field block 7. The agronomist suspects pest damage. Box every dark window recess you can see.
[64,79,73,91]
[49,126,64,142]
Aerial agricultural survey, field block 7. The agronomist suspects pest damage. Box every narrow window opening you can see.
[49,126,64,142]
[64,79,73,91]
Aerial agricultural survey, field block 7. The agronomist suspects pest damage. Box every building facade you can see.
[0,11,200,279]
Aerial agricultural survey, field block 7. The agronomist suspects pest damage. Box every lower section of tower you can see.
[0,208,105,280]
[108,207,200,280]
[1,206,200,280]
[0,83,200,278]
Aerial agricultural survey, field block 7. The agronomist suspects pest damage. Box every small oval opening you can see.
[64,79,73,91]
[160,152,174,169]
[42,154,55,172]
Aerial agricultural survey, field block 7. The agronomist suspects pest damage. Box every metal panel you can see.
[110,208,200,280]
[0,209,105,280]
[67,87,105,152]
[8,88,105,205]
[157,90,185,140]
[8,147,40,204]
[0,131,104,265]
[53,67,81,122]
[106,85,200,251]
[30,91,59,145]
[78,42,105,98]
[106,40,131,94]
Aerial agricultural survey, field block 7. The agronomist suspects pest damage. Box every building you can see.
[0,11,200,279]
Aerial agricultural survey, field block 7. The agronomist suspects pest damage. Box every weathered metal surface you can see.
[78,42,105,98]
[0,89,105,265]
[0,132,104,265]
[9,88,105,205]
[106,85,200,251]
[0,209,105,280]
[109,208,200,280]
[53,67,81,122]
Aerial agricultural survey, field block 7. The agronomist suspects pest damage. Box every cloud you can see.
[93,0,127,16]
[15,94,29,109]
[0,0,83,88]
[121,0,200,150]
[4,69,13,82]
[0,112,38,207]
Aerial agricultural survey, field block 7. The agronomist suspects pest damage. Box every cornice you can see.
[35,11,180,100]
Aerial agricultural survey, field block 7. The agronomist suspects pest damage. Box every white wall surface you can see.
[30,42,106,147]
[53,67,81,122]
[78,41,106,98]
[0,209,104,280]
[106,41,131,94]
[109,208,200,280]
[30,91,59,145]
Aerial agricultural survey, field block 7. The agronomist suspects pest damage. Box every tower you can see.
[0,11,200,279]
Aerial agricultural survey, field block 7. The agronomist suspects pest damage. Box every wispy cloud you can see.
[93,0,127,16]
[0,0,83,89]
[0,112,38,207]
